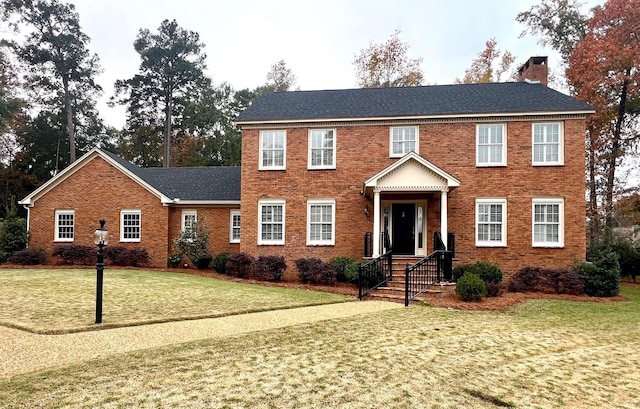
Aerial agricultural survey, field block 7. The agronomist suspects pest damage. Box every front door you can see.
[392,203,415,255]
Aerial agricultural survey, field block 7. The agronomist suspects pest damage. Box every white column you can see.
[440,190,448,250]
[372,190,381,257]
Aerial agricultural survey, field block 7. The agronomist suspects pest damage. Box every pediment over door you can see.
[363,151,460,196]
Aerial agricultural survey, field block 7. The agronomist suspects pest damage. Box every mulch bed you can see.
[179,268,635,312]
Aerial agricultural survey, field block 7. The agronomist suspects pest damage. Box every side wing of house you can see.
[20,151,171,267]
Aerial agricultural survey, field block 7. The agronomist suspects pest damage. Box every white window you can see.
[533,123,564,166]
[259,130,286,170]
[230,210,241,243]
[181,210,197,240]
[390,126,418,157]
[477,124,506,166]
[55,210,74,242]
[120,210,141,242]
[258,200,285,245]
[476,198,507,247]
[532,198,564,247]
[308,129,336,169]
[307,199,335,246]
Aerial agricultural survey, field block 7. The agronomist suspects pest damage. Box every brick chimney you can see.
[518,56,548,86]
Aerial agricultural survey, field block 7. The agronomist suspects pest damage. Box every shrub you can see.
[255,255,287,281]
[453,262,502,297]
[173,216,213,269]
[226,252,255,278]
[509,266,542,292]
[52,244,94,265]
[545,268,584,295]
[455,272,486,301]
[611,238,640,283]
[0,213,28,262]
[329,257,360,283]
[212,252,229,274]
[575,251,620,297]
[295,258,337,285]
[9,249,46,265]
[104,246,149,267]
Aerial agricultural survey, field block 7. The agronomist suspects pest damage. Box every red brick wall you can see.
[240,117,586,277]
[28,156,239,268]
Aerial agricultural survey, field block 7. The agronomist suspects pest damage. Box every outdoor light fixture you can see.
[94,219,108,324]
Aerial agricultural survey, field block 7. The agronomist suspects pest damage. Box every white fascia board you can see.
[235,110,595,126]
[168,200,241,206]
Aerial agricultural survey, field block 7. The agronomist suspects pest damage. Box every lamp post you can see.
[94,219,109,324]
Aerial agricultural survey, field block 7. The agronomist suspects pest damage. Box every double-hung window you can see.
[477,124,506,166]
[120,209,141,242]
[260,130,286,170]
[476,198,507,247]
[230,210,241,243]
[181,210,197,240]
[308,129,336,169]
[532,198,564,247]
[55,210,74,242]
[258,200,285,245]
[533,123,563,166]
[307,199,335,245]
[390,126,418,157]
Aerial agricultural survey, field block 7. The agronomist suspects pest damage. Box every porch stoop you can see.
[366,256,444,304]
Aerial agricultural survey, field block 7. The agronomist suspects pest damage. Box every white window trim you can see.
[259,130,286,170]
[532,198,565,248]
[230,210,241,243]
[120,209,141,243]
[258,200,285,245]
[308,128,337,170]
[306,199,336,246]
[532,122,564,166]
[54,210,74,242]
[181,210,197,242]
[475,198,507,247]
[389,125,419,158]
[476,123,507,167]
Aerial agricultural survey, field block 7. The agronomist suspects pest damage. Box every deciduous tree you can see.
[455,38,515,84]
[265,60,297,92]
[566,0,640,232]
[112,19,208,168]
[353,30,423,88]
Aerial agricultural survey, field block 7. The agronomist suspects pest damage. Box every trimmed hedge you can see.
[453,262,503,297]
[509,266,584,295]
[255,255,287,281]
[9,249,46,265]
[295,258,337,285]
[329,256,360,283]
[226,252,255,278]
[52,244,149,267]
[212,252,229,274]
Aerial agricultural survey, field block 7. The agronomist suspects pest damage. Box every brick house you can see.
[19,148,241,267]
[235,57,595,277]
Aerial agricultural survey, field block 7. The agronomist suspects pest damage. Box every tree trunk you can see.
[62,73,76,163]
[163,94,172,168]
[604,71,630,230]
[587,128,600,245]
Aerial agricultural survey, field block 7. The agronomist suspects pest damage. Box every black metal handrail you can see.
[404,250,452,306]
[358,251,393,300]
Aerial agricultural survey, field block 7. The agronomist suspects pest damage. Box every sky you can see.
[68,0,602,129]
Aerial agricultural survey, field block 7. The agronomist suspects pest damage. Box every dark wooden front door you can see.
[392,203,415,255]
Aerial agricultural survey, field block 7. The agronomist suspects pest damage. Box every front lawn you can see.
[0,268,353,333]
[1,285,638,408]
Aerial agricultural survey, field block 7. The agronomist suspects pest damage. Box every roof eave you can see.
[235,109,596,126]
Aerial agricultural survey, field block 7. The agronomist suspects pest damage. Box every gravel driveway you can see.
[0,301,402,378]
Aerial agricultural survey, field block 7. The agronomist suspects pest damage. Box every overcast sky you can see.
[71,0,602,128]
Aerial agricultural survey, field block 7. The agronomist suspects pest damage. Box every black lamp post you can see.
[94,219,109,324]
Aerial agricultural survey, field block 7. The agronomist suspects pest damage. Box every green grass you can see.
[1,285,639,408]
[0,269,353,333]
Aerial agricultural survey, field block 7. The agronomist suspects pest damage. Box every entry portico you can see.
[363,152,460,258]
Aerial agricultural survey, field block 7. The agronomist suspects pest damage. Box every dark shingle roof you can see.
[236,82,594,123]
[102,150,240,201]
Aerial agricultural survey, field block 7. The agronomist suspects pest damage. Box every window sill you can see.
[476,164,507,168]
[475,244,507,248]
[532,244,564,248]
[532,163,564,167]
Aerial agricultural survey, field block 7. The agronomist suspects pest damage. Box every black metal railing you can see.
[363,232,373,257]
[404,249,452,306]
[358,251,393,300]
